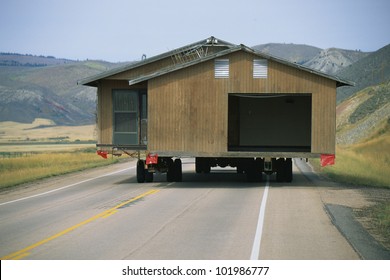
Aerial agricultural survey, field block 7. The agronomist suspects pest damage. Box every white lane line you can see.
[0,167,135,207]
[250,175,270,260]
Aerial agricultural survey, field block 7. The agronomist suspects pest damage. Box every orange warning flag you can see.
[320,154,335,167]
[97,150,108,159]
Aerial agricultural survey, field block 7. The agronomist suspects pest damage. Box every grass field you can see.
[0,150,119,190]
[0,118,96,143]
[312,135,390,188]
[0,119,123,189]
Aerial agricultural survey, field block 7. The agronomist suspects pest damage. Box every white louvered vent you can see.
[253,59,268,78]
[215,59,229,78]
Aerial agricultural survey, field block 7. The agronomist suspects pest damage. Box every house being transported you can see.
[79,36,352,183]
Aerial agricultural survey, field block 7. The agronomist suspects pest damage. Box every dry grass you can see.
[312,135,390,246]
[0,118,96,143]
[0,143,95,153]
[312,135,390,188]
[0,151,118,189]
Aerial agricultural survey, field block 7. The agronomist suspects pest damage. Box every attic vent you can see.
[215,59,229,78]
[253,59,268,78]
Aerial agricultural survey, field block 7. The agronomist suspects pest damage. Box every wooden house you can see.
[80,37,352,182]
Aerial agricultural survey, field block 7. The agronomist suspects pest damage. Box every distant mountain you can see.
[252,43,370,75]
[0,54,124,125]
[304,48,369,75]
[252,43,321,64]
[337,44,390,103]
[0,52,73,67]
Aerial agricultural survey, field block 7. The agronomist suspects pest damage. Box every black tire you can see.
[174,158,182,182]
[276,158,285,182]
[167,158,174,182]
[136,160,145,183]
[285,158,293,182]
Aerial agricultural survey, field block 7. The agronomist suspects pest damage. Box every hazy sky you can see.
[1,0,389,62]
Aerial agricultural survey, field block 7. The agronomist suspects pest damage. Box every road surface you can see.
[0,158,386,260]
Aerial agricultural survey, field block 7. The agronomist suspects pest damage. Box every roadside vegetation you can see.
[311,134,390,249]
[359,202,390,249]
[313,138,390,188]
[0,149,119,190]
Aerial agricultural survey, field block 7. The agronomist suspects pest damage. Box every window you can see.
[253,59,268,78]
[113,90,147,146]
[215,59,229,78]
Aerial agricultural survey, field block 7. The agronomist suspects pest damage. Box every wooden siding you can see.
[148,51,336,155]
[97,50,336,155]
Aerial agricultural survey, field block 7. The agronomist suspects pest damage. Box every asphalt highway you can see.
[0,159,363,260]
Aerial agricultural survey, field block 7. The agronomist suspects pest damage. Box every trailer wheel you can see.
[174,158,182,182]
[167,158,174,182]
[136,160,145,183]
[285,158,293,182]
[276,158,285,182]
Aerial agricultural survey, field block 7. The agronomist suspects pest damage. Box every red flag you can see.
[97,150,108,159]
[321,154,335,167]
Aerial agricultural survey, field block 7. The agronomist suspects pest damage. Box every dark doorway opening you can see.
[228,94,312,152]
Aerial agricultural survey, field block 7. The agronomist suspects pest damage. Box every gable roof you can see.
[79,36,354,87]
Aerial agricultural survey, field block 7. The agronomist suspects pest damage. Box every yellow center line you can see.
[1,189,160,260]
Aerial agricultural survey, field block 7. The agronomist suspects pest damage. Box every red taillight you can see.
[146,153,158,165]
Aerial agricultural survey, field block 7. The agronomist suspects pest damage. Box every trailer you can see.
[79,37,352,183]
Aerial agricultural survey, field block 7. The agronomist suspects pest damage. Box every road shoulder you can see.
[295,159,390,259]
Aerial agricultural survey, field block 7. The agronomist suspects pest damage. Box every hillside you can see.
[337,44,390,103]
[304,48,369,75]
[0,56,122,125]
[252,43,321,64]
[336,81,390,145]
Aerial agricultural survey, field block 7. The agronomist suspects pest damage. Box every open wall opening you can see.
[228,94,312,152]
